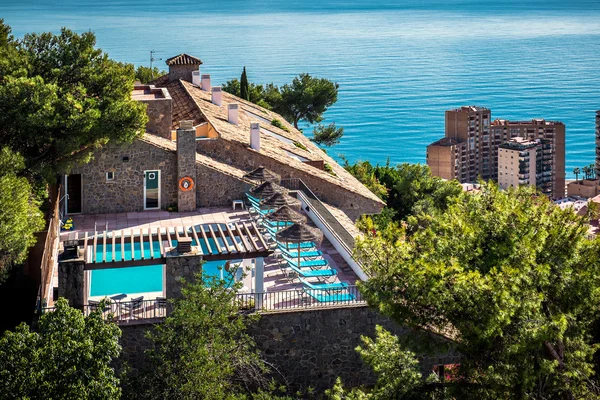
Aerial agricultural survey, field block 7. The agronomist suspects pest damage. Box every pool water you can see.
[90,265,163,297]
[89,261,236,297]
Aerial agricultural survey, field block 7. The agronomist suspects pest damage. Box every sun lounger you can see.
[110,293,127,301]
[283,255,328,269]
[277,245,322,259]
[305,290,356,303]
[277,241,316,250]
[287,264,336,278]
[299,277,348,291]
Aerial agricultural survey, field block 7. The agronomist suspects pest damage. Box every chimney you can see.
[211,87,222,106]
[228,103,239,125]
[176,120,197,212]
[250,123,261,151]
[192,70,201,86]
[201,74,211,91]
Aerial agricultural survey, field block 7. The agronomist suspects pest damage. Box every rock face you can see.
[119,306,459,394]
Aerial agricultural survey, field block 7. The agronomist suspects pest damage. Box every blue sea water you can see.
[3,0,600,177]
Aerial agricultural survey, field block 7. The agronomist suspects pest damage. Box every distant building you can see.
[426,106,565,198]
[498,138,540,190]
[567,179,600,198]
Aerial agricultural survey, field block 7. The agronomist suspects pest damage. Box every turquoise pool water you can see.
[89,261,234,296]
[90,265,163,297]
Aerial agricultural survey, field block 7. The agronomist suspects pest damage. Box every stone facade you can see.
[68,139,178,214]
[58,258,85,309]
[133,85,172,140]
[118,306,459,394]
[165,253,203,299]
[67,137,252,214]
[167,65,198,84]
[197,138,382,221]
[176,125,198,212]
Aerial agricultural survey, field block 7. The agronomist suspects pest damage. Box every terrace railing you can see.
[236,286,365,312]
[38,287,366,324]
[280,178,356,253]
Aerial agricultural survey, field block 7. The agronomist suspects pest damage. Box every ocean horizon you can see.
[2,0,600,177]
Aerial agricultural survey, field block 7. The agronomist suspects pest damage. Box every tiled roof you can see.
[165,53,203,66]
[140,133,249,181]
[176,80,384,205]
[149,77,205,129]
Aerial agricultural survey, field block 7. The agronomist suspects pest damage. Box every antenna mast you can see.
[150,50,162,78]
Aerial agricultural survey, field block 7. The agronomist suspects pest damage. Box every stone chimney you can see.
[201,75,211,91]
[166,53,203,83]
[192,70,201,86]
[250,123,261,151]
[132,84,172,140]
[228,104,239,125]
[176,120,197,212]
[211,87,222,106]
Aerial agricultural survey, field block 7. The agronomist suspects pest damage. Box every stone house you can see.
[63,53,384,223]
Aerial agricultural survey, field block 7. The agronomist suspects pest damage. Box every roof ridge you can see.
[165,53,203,66]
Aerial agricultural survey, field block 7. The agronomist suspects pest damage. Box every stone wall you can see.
[57,259,85,309]
[197,138,382,221]
[195,163,252,207]
[165,253,203,299]
[69,139,178,214]
[176,126,197,212]
[141,96,172,140]
[119,305,458,394]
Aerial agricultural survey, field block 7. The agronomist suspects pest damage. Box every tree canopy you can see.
[0,298,122,399]
[0,21,147,181]
[312,122,344,147]
[130,273,274,400]
[241,66,250,101]
[343,183,600,399]
[0,147,44,282]
[135,65,165,84]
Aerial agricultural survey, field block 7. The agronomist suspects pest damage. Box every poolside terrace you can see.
[51,207,360,314]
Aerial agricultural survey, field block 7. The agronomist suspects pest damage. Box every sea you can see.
[2,0,600,177]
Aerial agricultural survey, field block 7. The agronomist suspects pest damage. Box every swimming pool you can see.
[89,261,235,297]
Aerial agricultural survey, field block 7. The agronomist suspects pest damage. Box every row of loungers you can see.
[246,193,356,303]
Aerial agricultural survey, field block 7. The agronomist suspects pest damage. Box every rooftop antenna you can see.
[150,50,162,78]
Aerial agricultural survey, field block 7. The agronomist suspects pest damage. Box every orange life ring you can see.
[179,176,195,192]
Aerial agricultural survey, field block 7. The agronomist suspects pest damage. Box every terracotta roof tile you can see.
[165,53,203,66]
[178,80,384,205]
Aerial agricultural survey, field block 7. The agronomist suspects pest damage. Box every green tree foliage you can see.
[222,78,280,110]
[132,273,273,400]
[0,298,122,399]
[0,147,44,282]
[0,21,148,180]
[241,66,250,101]
[342,160,388,200]
[573,167,581,182]
[274,73,338,129]
[312,122,344,147]
[348,183,600,399]
[135,65,165,84]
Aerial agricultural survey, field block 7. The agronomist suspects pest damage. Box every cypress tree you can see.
[240,66,250,101]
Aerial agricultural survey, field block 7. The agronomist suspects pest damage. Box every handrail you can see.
[280,178,356,253]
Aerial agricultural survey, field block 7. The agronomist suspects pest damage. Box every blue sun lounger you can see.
[278,246,322,259]
[306,290,356,303]
[299,277,348,290]
[278,241,316,250]
[287,264,337,278]
[283,255,328,269]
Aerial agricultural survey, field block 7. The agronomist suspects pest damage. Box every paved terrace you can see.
[54,208,358,311]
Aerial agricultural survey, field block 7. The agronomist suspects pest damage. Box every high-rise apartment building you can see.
[426,106,565,198]
[498,138,540,190]
[595,110,600,176]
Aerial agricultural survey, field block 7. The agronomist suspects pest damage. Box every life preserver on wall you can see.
[179,176,195,192]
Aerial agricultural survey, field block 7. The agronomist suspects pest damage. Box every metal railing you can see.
[39,287,365,322]
[280,178,355,252]
[40,299,168,324]
[36,185,62,310]
[236,285,365,312]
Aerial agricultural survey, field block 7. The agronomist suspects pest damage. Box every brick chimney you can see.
[166,53,203,83]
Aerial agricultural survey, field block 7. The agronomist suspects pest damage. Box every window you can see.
[106,171,115,182]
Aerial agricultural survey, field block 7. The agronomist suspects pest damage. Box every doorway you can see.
[144,170,161,210]
[65,174,82,214]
